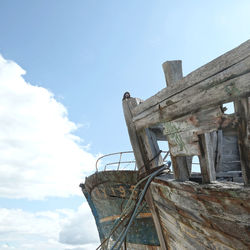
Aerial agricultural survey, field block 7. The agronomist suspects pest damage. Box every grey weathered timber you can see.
[135,70,250,130]
[162,60,183,86]
[198,132,217,183]
[123,97,167,249]
[215,130,223,172]
[144,128,163,169]
[171,156,190,181]
[132,40,250,120]
[162,60,190,181]
[123,97,147,173]
[132,45,250,130]
[151,178,250,250]
[218,132,241,173]
[234,97,250,185]
[159,98,239,158]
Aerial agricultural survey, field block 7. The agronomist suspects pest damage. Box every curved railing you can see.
[96,150,170,172]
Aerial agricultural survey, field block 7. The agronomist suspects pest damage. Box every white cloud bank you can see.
[0,203,100,250]
[0,54,100,249]
[0,55,96,199]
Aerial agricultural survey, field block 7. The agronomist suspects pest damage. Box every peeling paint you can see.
[163,122,187,152]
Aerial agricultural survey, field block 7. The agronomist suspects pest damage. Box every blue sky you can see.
[0,0,249,249]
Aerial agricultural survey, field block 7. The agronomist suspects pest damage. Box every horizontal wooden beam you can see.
[161,107,238,156]
[132,40,250,118]
[133,59,250,130]
[131,40,250,130]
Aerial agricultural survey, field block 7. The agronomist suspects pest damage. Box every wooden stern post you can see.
[123,96,168,250]
[235,97,250,185]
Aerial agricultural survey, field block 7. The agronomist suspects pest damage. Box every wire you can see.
[110,165,167,250]
[96,174,151,250]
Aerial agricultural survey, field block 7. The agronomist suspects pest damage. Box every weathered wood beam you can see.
[198,132,217,183]
[133,40,250,118]
[162,60,183,86]
[132,41,250,130]
[123,97,147,173]
[160,106,238,156]
[123,97,168,249]
[234,97,250,185]
[134,69,250,130]
[162,60,190,181]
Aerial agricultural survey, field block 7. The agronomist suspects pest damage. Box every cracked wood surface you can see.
[151,177,250,250]
[160,106,238,157]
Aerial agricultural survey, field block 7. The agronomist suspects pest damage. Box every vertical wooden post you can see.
[162,60,183,85]
[123,96,167,249]
[198,132,217,183]
[162,61,191,181]
[234,97,250,185]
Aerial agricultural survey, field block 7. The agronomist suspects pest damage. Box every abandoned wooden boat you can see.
[81,40,250,249]
[122,40,250,249]
[80,152,164,249]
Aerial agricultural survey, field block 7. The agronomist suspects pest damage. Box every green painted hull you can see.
[81,170,160,248]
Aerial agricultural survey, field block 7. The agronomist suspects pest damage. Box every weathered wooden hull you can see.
[151,176,250,250]
[81,170,160,249]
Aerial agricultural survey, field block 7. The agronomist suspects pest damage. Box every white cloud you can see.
[0,55,97,199]
[59,203,99,245]
[0,203,100,250]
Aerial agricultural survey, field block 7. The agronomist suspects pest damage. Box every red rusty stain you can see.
[188,115,199,126]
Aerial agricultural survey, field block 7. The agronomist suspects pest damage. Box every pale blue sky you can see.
[0,1,249,249]
[1,0,249,154]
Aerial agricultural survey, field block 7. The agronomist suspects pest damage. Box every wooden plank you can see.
[234,97,250,185]
[144,128,163,169]
[171,156,190,181]
[160,107,238,156]
[123,96,168,249]
[218,133,241,173]
[134,65,250,130]
[215,130,223,172]
[198,132,217,183]
[132,40,250,119]
[123,97,147,173]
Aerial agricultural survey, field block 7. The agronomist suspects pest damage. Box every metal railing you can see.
[95,150,170,172]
